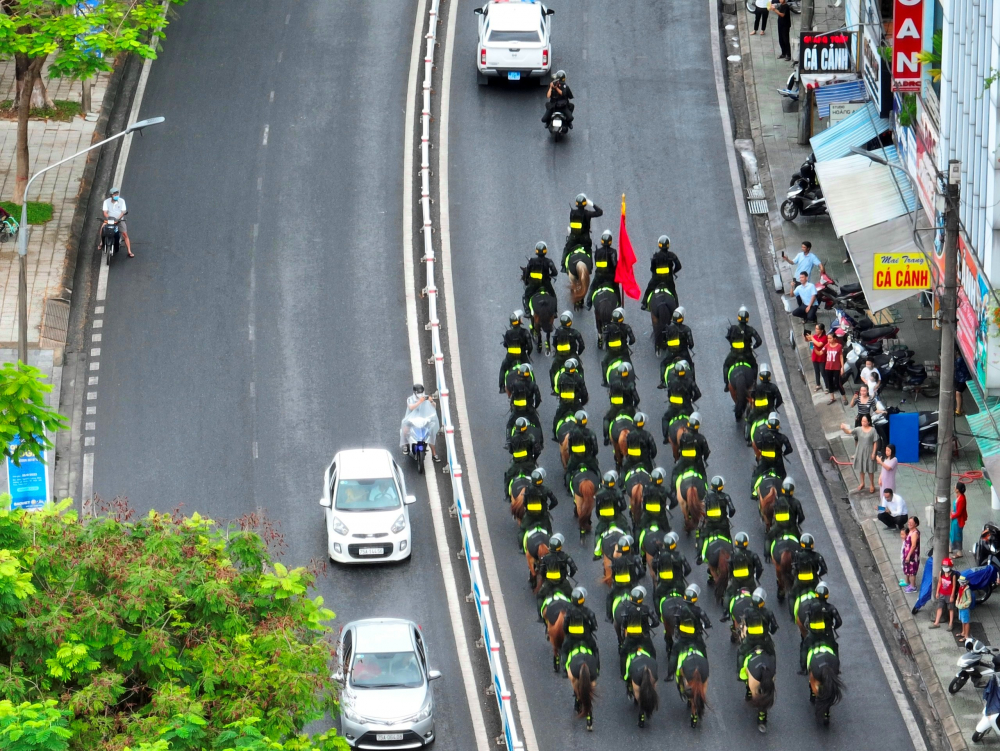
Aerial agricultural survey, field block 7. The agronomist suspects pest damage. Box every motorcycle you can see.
[965,553,1000,606]
[815,270,867,311]
[950,639,1000,695]
[777,65,800,103]
[977,523,1000,567]
[917,410,939,455]
[973,673,1000,743]
[407,414,432,475]
[101,212,127,266]
[833,308,899,347]
[548,110,569,141]
[780,179,827,221]
[789,152,817,188]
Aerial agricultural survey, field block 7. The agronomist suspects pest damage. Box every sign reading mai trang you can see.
[873,251,930,291]
[799,31,853,74]
[892,0,924,92]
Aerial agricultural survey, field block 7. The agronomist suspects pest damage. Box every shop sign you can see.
[956,236,1000,391]
[872,252,930,290]
[892,0,924,92]
[4,436,49,511]
[799,32,853,74]
[830,102,863,122]
[915,97,939,229]
[861,0,892,116]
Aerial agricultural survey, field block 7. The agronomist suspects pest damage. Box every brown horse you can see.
[667,419,687,461]
[757,476,781,531]
[626,653,659,728]
[624,469,651,525]
[570,468,599,539]
[567,650,599,731]
[676,474,706,534]
[568,259,591,310]
[676,650,710,728]
[706,540,731,605]
[524,529,550,591]
[543,600,571,672]
[745,650,776,733]
[726,362,755,422]
[615,427,631,471]
[771,537,796,606]
[509,476,532,523]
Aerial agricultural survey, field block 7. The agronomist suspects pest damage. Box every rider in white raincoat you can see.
[400,383,441,462]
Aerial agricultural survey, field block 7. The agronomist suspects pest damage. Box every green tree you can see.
[0,361,66,466]
[0,496,349,750]
[0,0,184,203]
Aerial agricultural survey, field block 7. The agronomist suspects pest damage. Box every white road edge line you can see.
[707,3,927,748]
[437,1,538,749]
[402,1,490,748]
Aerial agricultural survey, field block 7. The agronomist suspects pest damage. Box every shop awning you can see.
[842,212,930,312]
[813,79,867,118]
[810,100,890,161]
[814,146,917,237]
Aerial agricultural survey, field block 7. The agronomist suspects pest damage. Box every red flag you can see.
[615,194,641,300]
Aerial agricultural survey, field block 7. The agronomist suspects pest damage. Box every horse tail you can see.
[689,669,707,718]
[575,261,591,304]
[631,481,644,522]
[686,484,704,529]
[751,660,776,711]
[577,478,596,532]
[639,667,659,715]
[778,549,793,597]
[601,556,613,586]
[549,610,566,656]
[594,293,615,333]
[577,660,594,718]
[760,485,777,529]
[617,428,629,462]
[813,662,845,721]
[511,486,526,520]
[560,433,570,469]
[714,548,730,604]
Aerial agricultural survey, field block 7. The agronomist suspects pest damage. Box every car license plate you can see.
[358,547,384,556]
[508,71,521,80]
[377,734,404,741]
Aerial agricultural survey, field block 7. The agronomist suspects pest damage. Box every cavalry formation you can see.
[497,194,847,733]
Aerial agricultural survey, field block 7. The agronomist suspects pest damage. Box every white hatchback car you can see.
[320,449,415,564]
[475,0,553,84]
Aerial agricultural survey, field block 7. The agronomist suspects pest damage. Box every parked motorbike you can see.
[977,523,1000,567]
[965,553,1000,605]
[815,270,867,311]
[917,410,939,455]
[833,308,899,347]
[950,639,1000,695]
[780,180,827,221]
[777,66,800,103]
[101,212,127,266]
[789,152,817,188]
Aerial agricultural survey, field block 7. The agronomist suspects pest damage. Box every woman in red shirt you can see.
[951,481,968,558]
[824,332,847,405]
[805,323,827,392]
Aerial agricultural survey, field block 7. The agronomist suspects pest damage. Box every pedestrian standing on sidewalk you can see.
[840,416,877,493]
[929,557,957,630]
[771,0,792,60]
[951,481,968,558]
[878,488,908,531]
[955,354,970,416]
[805,323,827,392]
[824,332,847,405]
[751,0,769,34]
[860,357,881,396]
[876,443,897,496]
[781,241,825,282]
[901,516,920,593]
[849,384,874,427]
[956,575,972,640]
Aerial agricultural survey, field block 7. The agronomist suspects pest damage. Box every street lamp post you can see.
[15,116,165,365]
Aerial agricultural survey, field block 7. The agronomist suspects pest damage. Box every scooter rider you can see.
[522,242,558,310]
[798,582,842,675]
[737,587,779,680]
[565,193,603,255]
[560,586,600,671]
[641,235,681,309]
[667,584,712,681]
[400,384,441,462]
[589,230,621,306]
[543,70,575,129]
[499,310,534,393]
[721,532,764,620]
[101,187,133,257]
[549,312,586,387]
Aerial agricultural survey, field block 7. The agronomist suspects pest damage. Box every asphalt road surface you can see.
[90,0,478,746]
[446,0,917,746]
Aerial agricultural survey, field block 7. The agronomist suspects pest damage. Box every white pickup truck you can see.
[475,0,553,85]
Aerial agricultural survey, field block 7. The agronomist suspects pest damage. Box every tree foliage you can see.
[0,361,67,466]
[0,496,348,751]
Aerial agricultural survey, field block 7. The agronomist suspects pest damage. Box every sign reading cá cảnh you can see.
[798,31,853,74]
[872,251,930,290]
[892,0,924,92]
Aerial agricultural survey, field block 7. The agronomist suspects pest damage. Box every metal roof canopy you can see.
[809,100,890,161]
[814,146,917,238]
[842,212,931,312]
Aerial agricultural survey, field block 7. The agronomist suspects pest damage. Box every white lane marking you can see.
[707,3,927,748]
[262,124,269,145]
[89,362,99,371]
[93,320,103,328]
[86,407,96,415]
[90,348,101,356]
[92,333,101,342]
[269,91,274,103]
[257,176,263,190]
[84,436,94,446]
[438,1,537,748]
[87,377,98,386]
[81,452,94,506]
[403,1,490,748]
[277,50,283,63]
[284,13,290,24]
[253,441,258,459]
[248,324,254,341]
[85,422,95,431]
[94,306,104,314]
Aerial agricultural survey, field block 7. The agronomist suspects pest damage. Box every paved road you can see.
[447,0,917,746]
[90,0,478,746]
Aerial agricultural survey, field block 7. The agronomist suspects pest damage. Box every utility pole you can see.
[801,0,815,32]
[933,159,962,586]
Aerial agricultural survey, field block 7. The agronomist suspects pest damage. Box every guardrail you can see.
[416,2,524,749]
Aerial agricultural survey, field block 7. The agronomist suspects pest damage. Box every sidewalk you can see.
[0,61,109,353]
[732,4,989,749]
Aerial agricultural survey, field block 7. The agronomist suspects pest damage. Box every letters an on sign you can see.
[798,32,853,74]
[892,0,924,92]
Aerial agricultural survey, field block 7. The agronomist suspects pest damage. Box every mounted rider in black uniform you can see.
[564,193,602,256]
[721,532,764,620]
[641,235,682,310]
[549,311,586,386]
[602,308,636,381]
[589,229,621,306]
[622,411,657,474]
[536,533,577,610]
[752,412,793,483]
[522,241,558,311]
[656,305,694,364]
[798,582,842,674]
[499,310,533,393]
[670,412,710,489]
[667,584,712,681]
[616,585,660,675]
[722,306,763,389]
[560,586,600,672]
[696,476,736,565]
[564,410,600,487]
[737,587,779,679]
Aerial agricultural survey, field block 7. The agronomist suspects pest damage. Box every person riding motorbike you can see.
[560,586,600,672]
[400,383,441,462]
[752,412,794,482]
[696,476,736,565]
[543,70,575,129]
[656,306,694,363]
[721,532,764,620]
[549,311,586,387]
[798,581,842,675]
[503,416,539,500]
[621,411,657,474]
[536,533,577,610]
[564,193,603,255]
[499,310,533,393]
[722,306,763,390]
[670,413,710,489]
[602,308,636,380]
[737,587,779,680]
[641,235,682,309]
[522,241,558,310]
[589,230,621,306]
[667,584,712,681]
[616,586,660,675]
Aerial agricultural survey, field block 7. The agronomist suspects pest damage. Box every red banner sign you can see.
[892,0,924,92]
